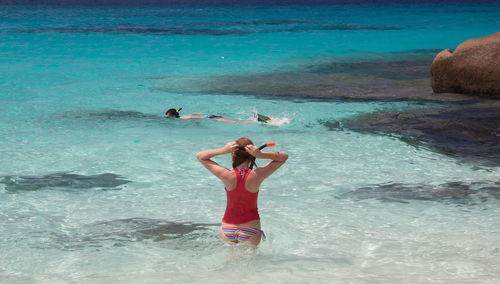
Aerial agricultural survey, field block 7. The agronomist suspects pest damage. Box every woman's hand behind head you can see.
[222,141,239,154]
[244,144,262,158]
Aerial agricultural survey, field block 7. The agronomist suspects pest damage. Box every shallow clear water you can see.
[1,4,500,283]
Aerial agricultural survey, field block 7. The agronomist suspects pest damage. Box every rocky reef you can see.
[323,101,500,166]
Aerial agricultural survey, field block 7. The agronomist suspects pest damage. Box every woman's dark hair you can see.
[232,137,257,169]
[165,108,180,118]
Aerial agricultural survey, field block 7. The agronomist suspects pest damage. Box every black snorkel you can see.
[236,142,276,169]
[237,142,275,152]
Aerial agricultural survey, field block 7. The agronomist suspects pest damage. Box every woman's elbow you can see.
[196,152,203,161]
[280,152,288,162]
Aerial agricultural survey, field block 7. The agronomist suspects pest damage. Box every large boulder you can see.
[431,32,500,98]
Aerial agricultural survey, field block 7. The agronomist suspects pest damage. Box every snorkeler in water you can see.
[165,108,271,123]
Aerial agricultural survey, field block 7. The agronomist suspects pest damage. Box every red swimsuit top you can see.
[222,168,260,224]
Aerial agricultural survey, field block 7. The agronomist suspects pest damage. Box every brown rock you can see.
[431,31,500,98]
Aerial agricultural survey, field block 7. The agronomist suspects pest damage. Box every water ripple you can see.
[9,22,404,35]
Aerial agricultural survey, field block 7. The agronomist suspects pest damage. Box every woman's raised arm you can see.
[196,142,239,186]
[244,144,288,183]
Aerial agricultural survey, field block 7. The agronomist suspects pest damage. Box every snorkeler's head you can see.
[232,137,256,169]
[165,108,180,118]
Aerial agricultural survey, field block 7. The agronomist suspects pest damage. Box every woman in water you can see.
[196,137,288,246]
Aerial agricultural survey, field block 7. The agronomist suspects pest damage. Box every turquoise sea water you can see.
[1,4,500,283]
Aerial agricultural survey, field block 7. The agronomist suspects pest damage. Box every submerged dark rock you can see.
[307,54,435,80]
[44,218,219,250]
[66,109,160,121]
[324,102,500,166]
[0,172,130,192]
[339,181,500,204]
[84,218,218,242]
[157,50,473,102]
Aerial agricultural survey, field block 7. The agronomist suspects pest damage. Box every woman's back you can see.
[223,168,259,224]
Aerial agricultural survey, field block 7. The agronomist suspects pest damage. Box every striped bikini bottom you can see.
[221,225,266,243]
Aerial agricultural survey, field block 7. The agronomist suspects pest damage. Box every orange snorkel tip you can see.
[258,142,276,150]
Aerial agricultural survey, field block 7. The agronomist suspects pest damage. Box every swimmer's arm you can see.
[196,142,238,184]
[181,113,207,119]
